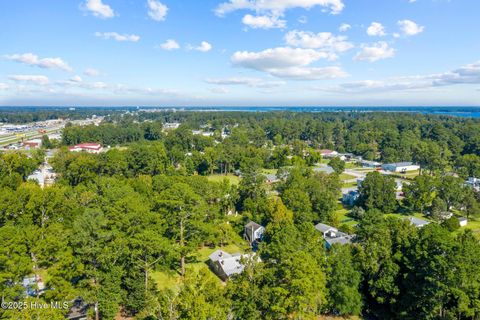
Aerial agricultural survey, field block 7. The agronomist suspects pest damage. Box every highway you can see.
[0,125,64,147]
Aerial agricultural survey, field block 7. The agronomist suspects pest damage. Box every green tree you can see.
[329,157,346,175]
[359,171,397,213]
[326,245,363,316]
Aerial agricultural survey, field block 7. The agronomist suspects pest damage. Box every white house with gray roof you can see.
[208,250,256,281]
[408,217,430,228]
[315,223,355,249]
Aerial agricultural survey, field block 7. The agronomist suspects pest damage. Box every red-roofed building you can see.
[69,143,103,154]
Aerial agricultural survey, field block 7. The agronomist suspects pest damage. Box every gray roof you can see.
[408,217,430,227]
[245,221,263,231]
[326,235,355,246]
[458,217,468,222]
[313,166,334,174]
[385,162,414,167]
[209,250,232,262]
[220,256,246,277]
[315,223,337,233]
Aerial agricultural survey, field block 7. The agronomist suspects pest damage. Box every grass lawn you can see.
[37,269,51,283]
[456,218,480,239]
[345,162,358,169]
[207,174,241,185]
[342,181,358,188]
[261,168,278,175]
[151,243,247,291]
[384,212,430,220]
[335,204,358,227]
[339,173,357,181]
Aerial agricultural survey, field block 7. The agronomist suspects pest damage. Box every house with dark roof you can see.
[244,221,265,244]
[342,190,359,206]
[66,298,89,320]
[315,223,355,249]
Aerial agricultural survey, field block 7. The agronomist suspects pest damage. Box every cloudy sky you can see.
[0,0,479,106]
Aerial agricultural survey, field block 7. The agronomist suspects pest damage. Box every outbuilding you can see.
[382,162,420,173]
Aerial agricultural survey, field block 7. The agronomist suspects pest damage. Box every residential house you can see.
[382,162,420,173]
[265,174,279,184]
[408,217,430,228]
[23,138,42,150]
[360,160,382,168]
[244,221,265,244]
[163,122,181,130]
[466,177,480,192]
[342,190,359,206]
[208,250,255,281]
[66,298,89,320]
[315,223,355,249]
[320,149,339,158]
[459,217,468,227]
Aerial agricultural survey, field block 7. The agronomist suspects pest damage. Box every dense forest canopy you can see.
[1,110,480,319]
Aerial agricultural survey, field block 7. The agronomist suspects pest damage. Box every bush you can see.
[442,216,460,232]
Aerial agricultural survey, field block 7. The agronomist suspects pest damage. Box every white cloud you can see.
[95,32,140,42]
[205,77,286,88]
[210,87,230,94]
[231,47,348,80]
[5,53,73,72]
[147,0,168,21]
[9,75,50,85]
[298,16,308,24]
[0,83,8,91]
[84,68,100,76]
[367,22,386,36]
[191,41,212,52]
[69,75,83,83]
[215,0,345,16]
[398,19,424,36]
[159,39,180,50]
[242,14,286,29]
[317,61,480,94]
[339,23,351,32]
[83,0,115,19]
[354,42,395,62]
[285,30,353,54]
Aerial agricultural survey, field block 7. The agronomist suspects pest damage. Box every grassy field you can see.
[261,168,278,175]
[339,173,357,181]
[342,181,358,188]
[335,205,358,227]
[151,243,246,291]
[455,218,480,239]
[207,174,241,185]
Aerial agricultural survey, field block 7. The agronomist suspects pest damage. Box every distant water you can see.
[167,106,480,118]
[1,106,480,118]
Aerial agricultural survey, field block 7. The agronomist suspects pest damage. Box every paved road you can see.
[0,126,63,147]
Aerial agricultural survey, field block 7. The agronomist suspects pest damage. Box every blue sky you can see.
[0,0,479,106]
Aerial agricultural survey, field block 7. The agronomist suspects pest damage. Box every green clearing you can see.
[339,173,357,181]
[207,174,241,185]
[455,218,480,239]
[261,168,278,175]
[151,243,247,291]
[342,181,358,188]
[345,162,359,169]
